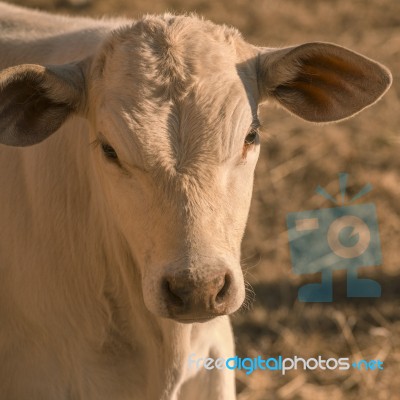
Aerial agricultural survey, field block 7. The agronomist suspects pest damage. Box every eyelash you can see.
[100,142,119,162]
[244,128,259,146]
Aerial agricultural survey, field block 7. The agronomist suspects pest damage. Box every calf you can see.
[0,2,391,399]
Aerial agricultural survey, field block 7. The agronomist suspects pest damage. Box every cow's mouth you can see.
[170,315,217,324]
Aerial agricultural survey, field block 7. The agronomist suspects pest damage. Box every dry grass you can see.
[4,0,400,398]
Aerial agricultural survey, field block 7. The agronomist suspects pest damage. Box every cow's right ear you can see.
[0,61,87,147]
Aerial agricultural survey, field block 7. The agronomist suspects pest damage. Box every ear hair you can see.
[257,42,392,123]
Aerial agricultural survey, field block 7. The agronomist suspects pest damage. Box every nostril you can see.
[215,272,232,304]
[164,279,185,308]
[163,269,234,316]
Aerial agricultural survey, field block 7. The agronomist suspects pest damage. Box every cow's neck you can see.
[0,2,118,68]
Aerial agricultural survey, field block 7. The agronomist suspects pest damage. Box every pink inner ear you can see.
[291,52,371,94]
[268,46,392,123]
[280,54,366,111]
[298,64,356,89]
[302,53,368,77]
[282,80,333,110]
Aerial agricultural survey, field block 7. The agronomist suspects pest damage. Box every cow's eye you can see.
[101,142,119,161]
[244,128,259,145]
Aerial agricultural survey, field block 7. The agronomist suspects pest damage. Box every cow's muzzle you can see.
[162,266,235,322]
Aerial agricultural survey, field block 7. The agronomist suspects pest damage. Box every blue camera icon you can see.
[286,174,382,302]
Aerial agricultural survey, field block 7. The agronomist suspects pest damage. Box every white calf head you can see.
[0,15,391,323]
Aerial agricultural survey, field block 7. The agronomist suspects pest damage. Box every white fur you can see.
[0,3,391,399]
[0,4,254,399]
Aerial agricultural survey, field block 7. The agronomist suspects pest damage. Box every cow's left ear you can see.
[257,42,392,123]
[0,61,87,147]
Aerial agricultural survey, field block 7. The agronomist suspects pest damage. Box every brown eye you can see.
[101,142,118,161]
[244,128,258,145]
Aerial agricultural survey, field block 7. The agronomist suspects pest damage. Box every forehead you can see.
[91,15,257,169]
[94,14,245,95]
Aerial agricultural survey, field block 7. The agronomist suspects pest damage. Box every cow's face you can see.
[0,15,391,323]
[86,18,261,321]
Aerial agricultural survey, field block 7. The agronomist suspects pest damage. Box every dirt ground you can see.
[3,0,400,399]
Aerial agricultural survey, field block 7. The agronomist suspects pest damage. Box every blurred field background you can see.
[4,0,400,399]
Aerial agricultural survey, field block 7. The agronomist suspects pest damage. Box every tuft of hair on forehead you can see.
[91,13,243,101]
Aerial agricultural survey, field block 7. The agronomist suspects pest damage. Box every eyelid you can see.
[246,120,261,138]
[251,120,261,130]
[92,136,149,174]
[244,125,260,142]
[91,136,125,171]
[101,142,119,159]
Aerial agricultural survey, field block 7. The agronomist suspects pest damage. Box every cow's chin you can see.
[143,299,232,324]
[160,309,237,324]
